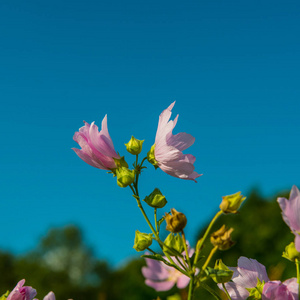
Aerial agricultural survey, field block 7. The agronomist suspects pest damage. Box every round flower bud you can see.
[133,230,153,252]
[116,167,135,188]
[144,188,167,208]
[282,242,300,262]
[165,208,187,233]
[219,191,246,214]
[163,233,184,255]
[125,136,144,155]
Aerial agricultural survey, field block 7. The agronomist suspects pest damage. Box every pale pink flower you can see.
[142,250,193,291]
[262,278,298,300]
[7,280,37,300]
[72,115,120,170]
[277,186,300,251]
[219,257,269,300]
[152,102,202,182]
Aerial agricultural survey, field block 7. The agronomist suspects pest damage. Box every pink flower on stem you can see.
[277,185,300,251]
[219,257,269,300]
[142,251,192,291]
[72,115,120,170]
[43,292,55,300]
[150,102,202,182]
[7,280,37,300]
[262,279,298,300]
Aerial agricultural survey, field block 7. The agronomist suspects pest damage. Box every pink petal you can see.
[145,279,175,291]
[167,132,195,151]
[232,257,269,288]
[295,234,300,252]
[176,274,190,289]
[219,282,249,300]
[72,148,106,169]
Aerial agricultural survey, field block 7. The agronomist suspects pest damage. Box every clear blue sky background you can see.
[0,0,299,267]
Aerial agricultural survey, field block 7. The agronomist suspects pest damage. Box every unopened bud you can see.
[220,192,246,214]
[163,233,184,255]
[282,242,300,262]
[210,225,234,250]
[207,259,233,283]
[144,188,167,208]
[165,208,187,233]
[147,144,158,169]
[116,167,135,188]
[125,136,144,155]
[133,230,153,252]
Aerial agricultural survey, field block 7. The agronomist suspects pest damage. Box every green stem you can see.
[187,276,194,300]
[202,246,218,271]
[222,283,232,300]
[193,210,223,270]
[154,208,158,234]
[182,230,192,270]
[296,258,300,300]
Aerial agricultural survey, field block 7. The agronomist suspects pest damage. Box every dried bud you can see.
[116,167,135,188]
[163,233,185,255]
[220,191,246,214]
[210,225,234,250]
[125,136,144,155]
[282,242,300,262]
[133,230,153,252]
[165,208,187,233]
[144,188,167,208]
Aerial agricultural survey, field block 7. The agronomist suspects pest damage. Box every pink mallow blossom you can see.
[152,102,201,182]
[142,251,192,291]
[262,279,298,300]
[43,292,55,300]
[219,257,269,300]
[7,280,37,300]
[278,185,300,251]
[72,115,120,170]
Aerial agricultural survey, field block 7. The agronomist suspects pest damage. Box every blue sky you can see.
[0,0,300,267]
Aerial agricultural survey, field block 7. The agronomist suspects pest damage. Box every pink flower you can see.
[151,102,202,182]
[262,279,298,300]
[142,251,192,291]
[219,257,269,300]
[72,115,120,170]
[7,280,37,300]
[277,186,300,251]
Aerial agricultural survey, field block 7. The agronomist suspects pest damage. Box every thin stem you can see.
[295,258,300,300]
[193,210,223,270]
[202,246,218,271]
[154,208,158,234]
[182,230,192,270]
[222,283,232,300]
[201,283,223,300]
[187,276,194,300]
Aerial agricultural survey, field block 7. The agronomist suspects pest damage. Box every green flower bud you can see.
[210,225,235,251]
[144,188,167,208]
[165,208,187,233]
[133,230,153,252]
[282,242,300,262]
[147,144,158,169]
[207,259,233,283]
[116,167,135,188]
[113,156,129,169]
[163,233,185,255]
[220,191,246,214]
[125,136,144,155]
[167,294,181,300]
